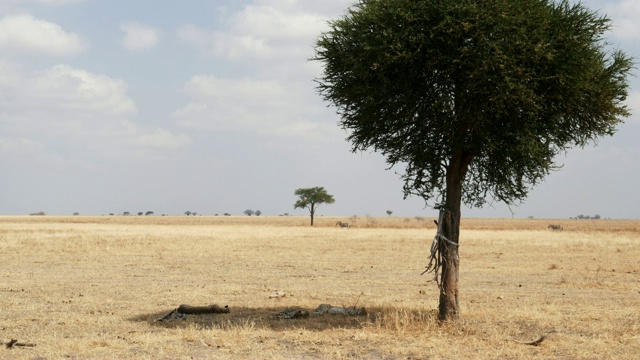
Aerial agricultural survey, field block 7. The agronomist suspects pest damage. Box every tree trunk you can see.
[438,208,460,321]
[438,151,473,321]
[310,204,315,226]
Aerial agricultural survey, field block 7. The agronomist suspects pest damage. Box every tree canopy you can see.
[294,187,335,226]
[315,0,632,209]
[314,0,632,320]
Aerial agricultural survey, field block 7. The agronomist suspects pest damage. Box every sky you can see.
[0,0,639,219]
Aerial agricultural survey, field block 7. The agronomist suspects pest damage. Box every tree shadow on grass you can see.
[128,305,435,332]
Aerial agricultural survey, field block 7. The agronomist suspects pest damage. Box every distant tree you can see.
[184,211,192,216]
[73,212,79,216]
[29,211,46,216]
[123,212,130,216]
[109,213,114,216]
[255,210,262,216]
[137,212,143,216]
[593,214,601,219]
[294,187,335,226]
[244,209,254,216]
[314,0,632,320]
[386,210,393,217]
[145,211,154,216]
[223,213,231,216]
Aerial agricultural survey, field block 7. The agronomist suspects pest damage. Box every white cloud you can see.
[625,90,640,124]
[4,0,84,4]
[173,75,288,131]
[176,24,207,46]
[0,62,135,118]
[0,137,42,152]
[178,4,328,62]
[606,0,640,40]
[30,64,136,115]
[184,74,287,101]
[120,22,160,52]
[132,128,191,149]
[172,74,338,140]
[0,61,192,159]
[173,2,343,142]
[0,0,84,10]
[0,62,137,146]
[32,0,83,4]
[0,14,85,56]
[253,0,350,17]
[263,118,321,137]
[0,58,22,89]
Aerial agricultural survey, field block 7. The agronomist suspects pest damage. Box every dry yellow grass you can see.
[1,215,638,359]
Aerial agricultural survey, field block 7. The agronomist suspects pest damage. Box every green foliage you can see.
[294,187,335,225]
[314,0,633,209]
[294,187,335,209]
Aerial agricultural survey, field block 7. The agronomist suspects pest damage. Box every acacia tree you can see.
[294,187,335,226]
[314,0,632,321]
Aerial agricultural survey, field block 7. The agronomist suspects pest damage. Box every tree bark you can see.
[438,151,473,321]
[438,209,459,321]
[310,203,315,226]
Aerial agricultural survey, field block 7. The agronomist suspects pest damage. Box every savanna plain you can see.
[0,215,638,359]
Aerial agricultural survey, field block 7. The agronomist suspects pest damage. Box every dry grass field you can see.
[0,215,638,359]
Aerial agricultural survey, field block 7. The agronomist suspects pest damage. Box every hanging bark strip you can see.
[422,209,458,287]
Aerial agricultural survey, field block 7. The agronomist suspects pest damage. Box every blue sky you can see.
[0,0,638,219]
